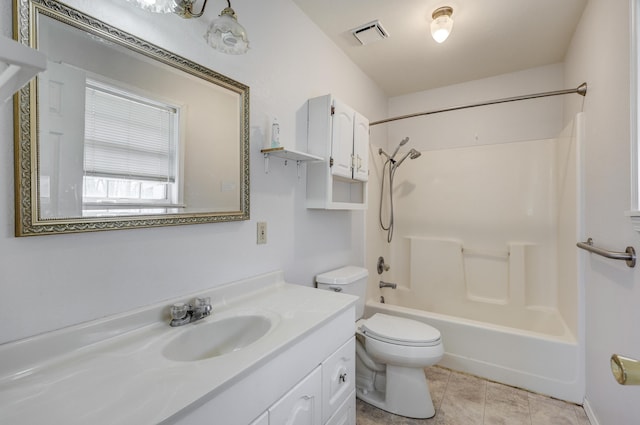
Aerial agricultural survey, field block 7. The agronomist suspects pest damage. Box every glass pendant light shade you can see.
[126,0,250,54]
[125,0,177,14]
[430,6,454,43]
[204,6,249,54]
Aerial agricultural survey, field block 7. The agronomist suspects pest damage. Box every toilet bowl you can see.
[316,266,444,419]
[356,314,443,418]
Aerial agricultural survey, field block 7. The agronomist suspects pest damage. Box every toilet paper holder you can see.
[611,354,640,385]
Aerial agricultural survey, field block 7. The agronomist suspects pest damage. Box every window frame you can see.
[80,75,187,210]
[628,0,640,230]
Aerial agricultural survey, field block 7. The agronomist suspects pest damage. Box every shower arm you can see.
[378,148,392,161]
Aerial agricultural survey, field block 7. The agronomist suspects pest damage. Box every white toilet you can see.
[316,266,444,419]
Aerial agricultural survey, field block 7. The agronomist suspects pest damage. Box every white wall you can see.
[564,0,640,423]
[0,0,387,345]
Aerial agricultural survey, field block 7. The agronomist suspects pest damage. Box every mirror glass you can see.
[14,0,250,236]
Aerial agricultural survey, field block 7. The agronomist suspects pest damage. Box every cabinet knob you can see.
[339,372,347,383]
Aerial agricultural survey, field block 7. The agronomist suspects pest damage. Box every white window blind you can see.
[84,80,178,183]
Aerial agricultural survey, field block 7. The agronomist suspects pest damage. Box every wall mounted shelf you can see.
[0,35,46,102]
[261,147,323,177]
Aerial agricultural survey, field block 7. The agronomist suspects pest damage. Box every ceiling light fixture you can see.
[125,0,249,54]
[430,6,454,43]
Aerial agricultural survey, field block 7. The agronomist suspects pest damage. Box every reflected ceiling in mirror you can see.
[14,0,250,236]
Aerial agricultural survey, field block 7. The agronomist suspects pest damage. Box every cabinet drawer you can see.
[269,366,322,425]
[322,338,355,423]
[325,390,355,425]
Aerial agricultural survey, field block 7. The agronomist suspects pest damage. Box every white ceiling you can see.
[292,0,588,97]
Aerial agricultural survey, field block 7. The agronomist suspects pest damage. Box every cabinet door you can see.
[330,99,355,180]
[322,338,355,423]
[352,112,369,182]
[325,391,355,425]
[269,367,322,425]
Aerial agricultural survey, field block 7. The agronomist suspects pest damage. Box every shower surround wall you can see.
[385,134,578,333]
[367,64,584,402]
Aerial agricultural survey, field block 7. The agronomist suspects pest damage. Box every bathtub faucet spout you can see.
[379,280,397,289]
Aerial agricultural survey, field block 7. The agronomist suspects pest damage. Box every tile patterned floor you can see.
[356,366,591,425]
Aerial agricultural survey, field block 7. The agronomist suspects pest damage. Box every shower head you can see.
[394,148,422,168]
[390,137,410,160]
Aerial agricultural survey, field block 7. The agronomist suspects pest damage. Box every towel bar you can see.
[576,238,636,268]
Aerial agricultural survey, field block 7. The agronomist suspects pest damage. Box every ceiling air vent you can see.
[351,20,389,46]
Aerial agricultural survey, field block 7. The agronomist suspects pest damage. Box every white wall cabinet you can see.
[306,95,369,210]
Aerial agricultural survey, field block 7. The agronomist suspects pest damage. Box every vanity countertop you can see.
[0,271,356,425]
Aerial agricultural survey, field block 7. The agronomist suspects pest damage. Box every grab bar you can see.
[576,238,636,268]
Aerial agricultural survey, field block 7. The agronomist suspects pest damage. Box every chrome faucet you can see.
[169,297,212,327]
[379,280,397,289]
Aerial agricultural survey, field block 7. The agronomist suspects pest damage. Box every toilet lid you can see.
[360,313,441,347]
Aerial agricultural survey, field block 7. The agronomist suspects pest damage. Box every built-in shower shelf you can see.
[261,147,323,176]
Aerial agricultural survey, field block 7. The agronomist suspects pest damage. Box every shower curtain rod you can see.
[370,82,587,126]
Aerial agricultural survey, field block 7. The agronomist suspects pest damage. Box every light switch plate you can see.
[257,222,267,244]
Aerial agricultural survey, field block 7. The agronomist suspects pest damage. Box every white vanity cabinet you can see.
[321,339,355,424]
[268,367,322,425]
[306,95,369,210]
[325,394,355,425]
[0,273,357,425]
[168,304,356,425]
[248,338,355,425]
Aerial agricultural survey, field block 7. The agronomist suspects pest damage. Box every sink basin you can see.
[163,314,274,362]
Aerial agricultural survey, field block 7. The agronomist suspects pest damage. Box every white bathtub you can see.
[364,299,583,404]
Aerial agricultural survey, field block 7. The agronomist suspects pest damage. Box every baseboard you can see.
[439,353,584,404]
[583,398,599,425]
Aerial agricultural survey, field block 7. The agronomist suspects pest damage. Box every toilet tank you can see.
[316,266,368,320]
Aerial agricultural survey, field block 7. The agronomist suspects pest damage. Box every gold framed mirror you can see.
[13,0,250,236]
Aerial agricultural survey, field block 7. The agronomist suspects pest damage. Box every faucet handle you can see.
[170,303,189,320]
[194,297,211,308]
[377,256,391,274]
[194,297,212,316]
